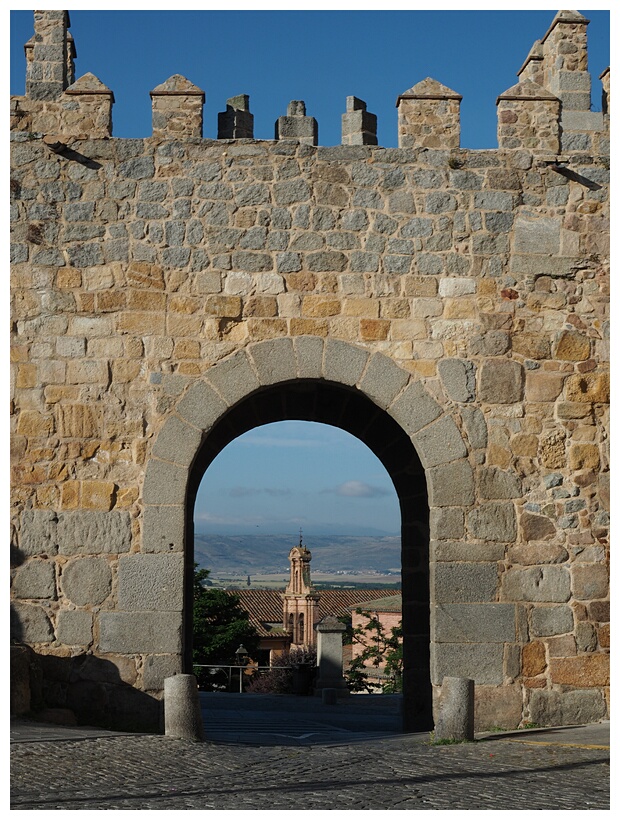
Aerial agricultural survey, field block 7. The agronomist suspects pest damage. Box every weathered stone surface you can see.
[432,643,504,686]
[359,353,409,410]
[438,359,476,402]
[412,415,468,468]
[522,641,546,676]
[56,512,132,555]
[428,460,474,507]
[142,506,184,553]
[467,502,516,542]
[554,330,590,361]
[528,688,607,727]
[19,510,58,556]
[502,567,571,603]
[248,338,296,385]
[142,654,183,690]
[61,557,112,606]
[12,559,56,599]
[294,336,324,379]
[564,373,609,404]
[432,604,515,642]
[520,511,556,541]
[479,467,521,499]
[571,564,608,601]
[474,685,523,731]
[432,540,505,563]
[11,602,54,643]
[530,605,574,637]
[152,415,203,466]
[206,351,260,405]
[99,611,183,654]
[56,609,93,646]
[322,339,369,387]
[430,508,464,540]
[432,563,498,603]
[176,380,228,432]
[479,360,524,404]
[460,406,488,449]
[142,460,188,506]
[388,381,442,437]
[117,554,184,611]
[549,655,609,687]
[507,543,568,565]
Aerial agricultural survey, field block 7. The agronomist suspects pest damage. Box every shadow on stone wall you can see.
[10,639,162,733]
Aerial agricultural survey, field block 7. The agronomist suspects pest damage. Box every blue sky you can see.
[9,6,611,538]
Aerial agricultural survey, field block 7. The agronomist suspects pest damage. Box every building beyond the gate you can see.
[10,10,609,734]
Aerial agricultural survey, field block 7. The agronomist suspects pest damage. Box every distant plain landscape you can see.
[194,534,402,588]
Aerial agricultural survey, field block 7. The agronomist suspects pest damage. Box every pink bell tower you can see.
[282,532,320,646]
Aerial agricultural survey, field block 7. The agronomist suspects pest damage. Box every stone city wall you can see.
[10,9,609,731]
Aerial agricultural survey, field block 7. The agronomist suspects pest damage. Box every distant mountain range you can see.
[193,534,401,574]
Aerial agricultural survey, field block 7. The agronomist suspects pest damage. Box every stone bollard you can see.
[164,674,204,742]
[314,615,349,698]
[322,687,337,705]
[434,676,474,741]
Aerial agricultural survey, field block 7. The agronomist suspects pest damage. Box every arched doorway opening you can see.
[184,379,431,731]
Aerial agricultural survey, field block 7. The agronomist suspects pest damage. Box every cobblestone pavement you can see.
[11,720,610,810]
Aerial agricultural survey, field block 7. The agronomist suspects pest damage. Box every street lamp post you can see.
[235,644,248,693]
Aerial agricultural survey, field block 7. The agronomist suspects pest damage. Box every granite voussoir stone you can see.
[358,353,409,409]
[248,337,297,385]
[322,339,369,387]
[176,380,228,431]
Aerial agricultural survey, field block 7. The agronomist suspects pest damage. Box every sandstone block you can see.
[61,557,112,606]
[479,360,524,404]
[526,372,565,402]
[565,373,609,404]
[56,609,93,646]
[12,559,56,599]
[432,562,498,604]
[118,554,184,611]
[17,410,54,437]
[99,611,182,654]
[502,566,571,603]
[432,604,515,642]
[511,334,551,360]
[554,330,590,361]
[81,481,116,511]
[550,654,609,687]
[467,502,516,542]
[56,511,132,555]
[522,640,546,677]
[569,443,600,471]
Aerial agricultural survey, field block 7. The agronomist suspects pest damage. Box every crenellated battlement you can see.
[10,9,609,156]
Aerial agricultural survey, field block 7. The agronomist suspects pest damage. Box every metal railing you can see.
[194,663,316,694]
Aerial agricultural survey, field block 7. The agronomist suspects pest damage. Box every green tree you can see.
[344,608,403,694]
[192,565,259,670]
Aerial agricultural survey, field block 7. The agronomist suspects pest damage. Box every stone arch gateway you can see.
[11,10,609,732]
[144,337,450,730]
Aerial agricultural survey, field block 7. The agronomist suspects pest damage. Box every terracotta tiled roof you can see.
[226,588,401,636]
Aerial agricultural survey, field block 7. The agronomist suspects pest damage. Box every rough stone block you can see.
[294,336,324,379]
[467,502,516,542]
[571,564,608,601]
[431,541,506,563]
[152,415,203,467]
[206,350,260,405]
[461,407,488,449]
[438,359,476,402]
[142,506,184,554]
[432,643,504,686]
[479,467,521,499]
[514,217,561,254]
[11,602,54,643]
[56,609,93,646]
[502,566,571,603]
[57,511,132,555]
[99,611,183,654]
[520,511,556,541]
[118,554,184,611]
[19,510,58,556]
[526,372,565,402]
[322,339,369,387]
[176,380,228,432]
[479,360,524,404]
[554,330,590,361]
[430,508,464,540]
[61,557,112,606]
[359,353,409,409]
[428,460,474,507]
[432,604,515,642]
[143,654,183,691]
[528,688,607,727]
[549,655,609,687]
[142,460,189,507]
[412,415,468,468]
[432,562,498,603]
[565,373,609,404]
[248,338,296,385]
[474,685,523,731]
[12,559,56,599]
